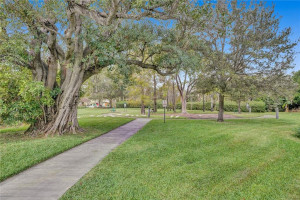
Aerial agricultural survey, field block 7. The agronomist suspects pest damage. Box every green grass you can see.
[61,112,300,200]
[0,117,133,182]
[78,107,275,120]
[78,108,186,119]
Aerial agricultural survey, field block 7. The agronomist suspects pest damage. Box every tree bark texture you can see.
[24,6,91,135]
[175,73,196,114]
[181,95,187,114]
[217,93,225,122]
[141,100,145,115]
[210,94,214,112]
[238,100,241,114]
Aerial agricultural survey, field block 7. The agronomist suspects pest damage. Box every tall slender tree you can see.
[197,0,296,121]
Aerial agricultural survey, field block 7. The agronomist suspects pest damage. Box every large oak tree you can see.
[1,0,186,135]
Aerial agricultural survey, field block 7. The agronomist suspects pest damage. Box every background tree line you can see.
[0,0,298,135]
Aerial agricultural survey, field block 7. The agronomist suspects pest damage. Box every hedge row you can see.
[116,101,266,112]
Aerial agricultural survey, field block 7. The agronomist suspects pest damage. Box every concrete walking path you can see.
[0,118,151,200]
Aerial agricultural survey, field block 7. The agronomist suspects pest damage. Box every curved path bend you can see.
[0,118,151,200]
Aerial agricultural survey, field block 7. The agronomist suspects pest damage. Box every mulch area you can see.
[166,113,240,119]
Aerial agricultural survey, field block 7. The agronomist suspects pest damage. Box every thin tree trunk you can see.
[99,98,102,107]
[211,94,214,112]
[275,107,279,119]
[141,100,145,115]
[153,74,157,112]
[109,99,113,108]
[167,89,170,111]
[238,100,241,114]
[172,81,176,113]
[202,93,205,112]
[217,93,224,122]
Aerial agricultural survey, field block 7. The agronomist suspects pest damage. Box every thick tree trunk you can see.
[26,66,85,136]
[202,93,205,112]
[238,100,241,114]
[217,93,225,122]
[181,95,187,114]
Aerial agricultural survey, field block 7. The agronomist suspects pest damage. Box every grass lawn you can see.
[78,107,277,120]
[61,112,300,200]
[78,107,187,119]
[0,117,133,182]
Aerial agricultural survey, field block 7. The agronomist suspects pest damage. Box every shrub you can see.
[116,100,265,112]
[213,101,265,112]
[0,66,54,125]
[187,102,212,110]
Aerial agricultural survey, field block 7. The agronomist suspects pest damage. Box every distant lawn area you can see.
[78,107,187,119]
[77,107,271,119]
[62,112,300,200]
[0,117,133,182]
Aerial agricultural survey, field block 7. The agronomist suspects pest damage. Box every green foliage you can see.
[290,70,300,109]
[0,65,53,125]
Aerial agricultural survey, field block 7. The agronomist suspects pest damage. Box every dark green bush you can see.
[212,101,265,112]
[187,102,212,110]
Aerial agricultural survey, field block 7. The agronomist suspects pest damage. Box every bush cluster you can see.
[116,100,266,112]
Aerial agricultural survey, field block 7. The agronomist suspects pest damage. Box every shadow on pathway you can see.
[0,118,151,200]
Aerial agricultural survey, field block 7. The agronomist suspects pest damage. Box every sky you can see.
[29,0,300,73]
[172,0,300,73]
[263,0,300,72]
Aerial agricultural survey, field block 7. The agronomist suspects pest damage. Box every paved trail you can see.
[0,118,151,200]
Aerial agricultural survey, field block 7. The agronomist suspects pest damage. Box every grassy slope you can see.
[61,113,300,200]
[0,117,133,182]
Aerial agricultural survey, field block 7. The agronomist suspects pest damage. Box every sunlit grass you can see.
[62,112,300,200]
[78,108,186,119]
[0,117,133,182]
[78,107,281,119]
